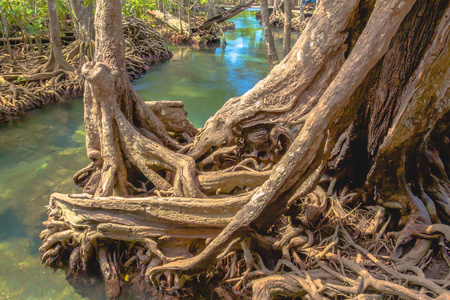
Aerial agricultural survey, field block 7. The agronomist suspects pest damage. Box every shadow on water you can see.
[0,209,28,242]
[0,10,298,299]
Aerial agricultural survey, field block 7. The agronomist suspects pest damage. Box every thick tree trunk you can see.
[42,0,73,72]
[260,0,279,68]
[65,0,95,63]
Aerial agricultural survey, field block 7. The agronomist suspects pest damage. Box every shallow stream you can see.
[0,10,297,299]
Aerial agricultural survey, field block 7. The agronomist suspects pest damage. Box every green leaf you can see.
[84,0,94,6]
[28,24,35,36]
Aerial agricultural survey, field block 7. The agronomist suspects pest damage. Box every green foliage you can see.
[0,0,70,37]
[122,0,156,19]
[0,0,216,38]
[84,0,94,6]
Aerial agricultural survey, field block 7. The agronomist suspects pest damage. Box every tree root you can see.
[38,0,450,299]
[40,186,450,299]
[0,16,172,123]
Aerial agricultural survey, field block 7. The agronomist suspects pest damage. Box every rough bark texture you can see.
[40,0,450,298]
[42,0,73,72]
[260,0,280,68]
[283,0,292,57]
[65,0,95,63]
[0,5,13,60]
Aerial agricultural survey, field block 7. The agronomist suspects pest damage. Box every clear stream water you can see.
[0,10,297,299]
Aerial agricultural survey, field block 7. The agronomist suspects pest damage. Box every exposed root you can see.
[0,16,172,123]
[41,193,449,298]
[38,0,450,299]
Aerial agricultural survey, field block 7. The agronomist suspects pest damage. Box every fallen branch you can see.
[147,10,189,34]
[198,0,256,31]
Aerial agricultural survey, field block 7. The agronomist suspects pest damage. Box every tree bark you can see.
[193,1,197,26]
[299,0,305,21]
[207,0,214,19]
[179,0,184,34]
[66,0,95,63]
[283,0,292,57]
[42,0,73,72]
[0,5,13,60]
[260,0,279,68]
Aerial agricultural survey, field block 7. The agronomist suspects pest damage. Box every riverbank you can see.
[0,17,172,124]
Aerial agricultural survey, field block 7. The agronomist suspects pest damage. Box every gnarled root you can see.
[79,61,205,198]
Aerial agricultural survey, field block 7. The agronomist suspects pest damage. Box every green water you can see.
[0,10,297,299]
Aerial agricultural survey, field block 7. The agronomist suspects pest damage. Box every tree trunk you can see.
[33,0,44,55]
[260,0,279,68]
[299,0,305,21]
[207,0,214,19]
[179,0,184,34]
[42,0,73,72]
[283,0,292,57]
[40,0,450,298]
[213,0,219,16]
[187,10,192,36]
[193,2,196,26]
[65,0,95,63]
[0,5,13,60]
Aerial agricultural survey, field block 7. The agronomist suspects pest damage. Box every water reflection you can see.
[134,10,298,127]
[0,100,87,299]
[0,10,297,298]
